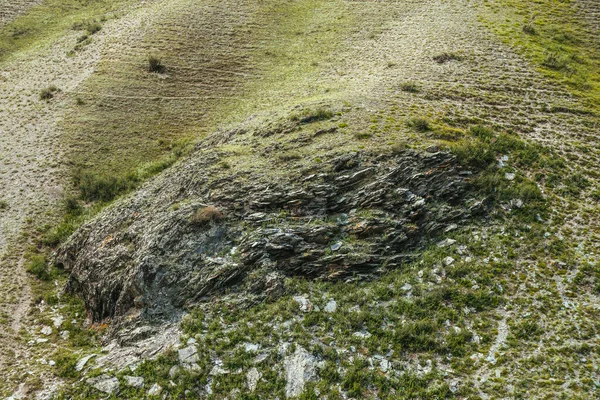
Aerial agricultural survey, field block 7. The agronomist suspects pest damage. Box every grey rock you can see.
[124,376,144,388]
[40,326,52,336]
[148,383,162,396]
[87,374,119,395]
[55,142,487,333]
[75,354,96,372]
[178,345,199,364]
[283,346,319,398]
[443,256,455,266]
[293,296,312,312]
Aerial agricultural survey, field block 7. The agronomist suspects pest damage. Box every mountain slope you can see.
[0,0,598,398]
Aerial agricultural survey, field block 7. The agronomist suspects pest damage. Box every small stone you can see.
[353,331,372,339]
[293,296,313,312]
[444,224,458,233]
[244,343,259,353]
[284,346,318,398]
[169,366,180,378]
[52,316,64,329]
[76,354,96,372]
[125,376,144,388]
[178,345,199,364]
[450,379,460,393]
[187,337,197,345]
[48,360,56,366]
[60,330,70,340]
[323,300,337,313]
[247,367,262,392]
[148,383,162,396]
[87,374,119,395]
[505,172,515,181]
[41,326,52,336]
[437,238,456,247]
[443,256,455,266]
[330,242,342,251]
[401,283,412,292]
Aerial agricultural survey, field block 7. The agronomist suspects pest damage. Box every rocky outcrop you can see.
[56,129,487,331]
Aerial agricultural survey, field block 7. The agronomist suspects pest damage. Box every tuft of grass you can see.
[0,200,8,211]
[406,117,431,132]
[400,81,420,93]
[522,23,536,35]
[433,52,463,64]
[148,55,165,73]
[72,20,102,35]
[190,206,223,226]
[40,85,60,101]
[26,255,50,281]
[290,107,334,124]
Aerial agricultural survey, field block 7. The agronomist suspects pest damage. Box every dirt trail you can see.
[0,0,172,393]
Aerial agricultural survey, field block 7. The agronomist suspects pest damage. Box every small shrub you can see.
[400,81,420,93]
[148,55,165,73]
[542,52,567,70]
[406,117,431,132]
[451,139,495,169]
[26,255,50,280]
[469,125,495,141]
[40,85,60,101]
[522,23,536,35]
[433,52,462,64]
[74,170,135,202]
[290,107,334,124]
[190,206,223,226]
[0,200,8,210]
[353,132,372,140]
[72,20,102,35]
[513,320,542,339]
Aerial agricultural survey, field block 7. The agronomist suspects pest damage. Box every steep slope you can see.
[0,0,598,398]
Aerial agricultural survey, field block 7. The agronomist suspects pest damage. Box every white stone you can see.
[293,296,312,312]
[443,256,455,266]
[52,315,64,329]
[284,346,318,398]
[244,342,259,352]
[247,367,262,392]
[40,326,52,335]
[75,354,96,372]
[323,300,337,313]
[178,345,199,364]
[87,375,119,395]
[148,383,162,396]
[125,376,144,388]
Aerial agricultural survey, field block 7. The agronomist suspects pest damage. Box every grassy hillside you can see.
[0,0,598,398]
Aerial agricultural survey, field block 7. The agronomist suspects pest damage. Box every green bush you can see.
[148,55,165,73]
[74,171,135,202]
[406,117,431,132]
[290,107,334,124]
[40,85,59,100]
[26,255,50,280]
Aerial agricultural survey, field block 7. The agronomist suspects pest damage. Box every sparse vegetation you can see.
[290,107,334,124]
[406,117,431,132]
[400,81,420,93]
[39,85,59,100]
[147,55,165,73]
[433,51,462,64]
